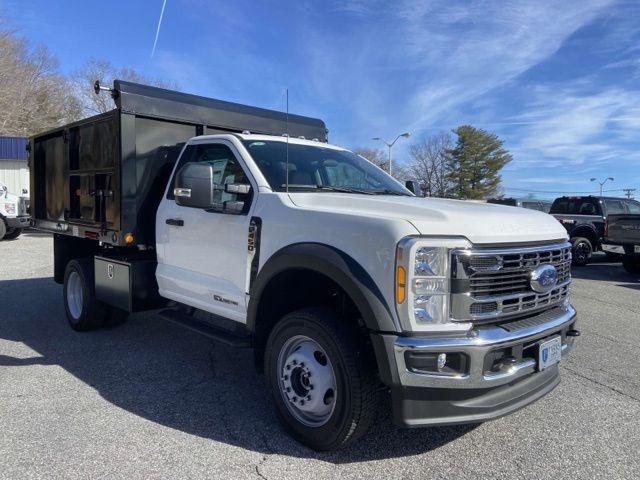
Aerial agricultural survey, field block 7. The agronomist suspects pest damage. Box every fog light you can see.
[404,351,468,376]
[437,353,447,370]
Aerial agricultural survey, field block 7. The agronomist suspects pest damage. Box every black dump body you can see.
[30,80,327,247]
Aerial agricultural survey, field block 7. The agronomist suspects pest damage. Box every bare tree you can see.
[353,147,387,169]
[71,58,177,116]
[407,132,453,197]
[0,21,82,136]
[353,147,409,181]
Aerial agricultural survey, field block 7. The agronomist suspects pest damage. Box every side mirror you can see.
[174,162,215,209]
[405,180,421,196]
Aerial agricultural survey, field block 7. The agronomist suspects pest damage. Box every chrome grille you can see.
[451,243,572,322]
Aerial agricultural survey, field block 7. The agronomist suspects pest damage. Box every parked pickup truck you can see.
[30,81,579,450]
[549,195,640,266]
[603,214,640,274]
[0,180,29,240]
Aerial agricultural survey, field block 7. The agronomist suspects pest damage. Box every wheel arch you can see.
[571,225,599,248]
[248,243,397,334]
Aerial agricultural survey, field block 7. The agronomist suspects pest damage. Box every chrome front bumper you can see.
[385,304,577,389]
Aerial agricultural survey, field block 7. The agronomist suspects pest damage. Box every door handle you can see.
[165,218,184,227]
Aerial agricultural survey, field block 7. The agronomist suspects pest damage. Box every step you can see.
[157,308,252,348]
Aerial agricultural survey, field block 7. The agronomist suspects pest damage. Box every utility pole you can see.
[372,132,411,176]
[623,188,636,199]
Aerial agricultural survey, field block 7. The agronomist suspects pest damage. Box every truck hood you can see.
[288,193,568,245]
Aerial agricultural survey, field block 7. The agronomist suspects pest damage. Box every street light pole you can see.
[372,132,411,176]
[590,177,614,196]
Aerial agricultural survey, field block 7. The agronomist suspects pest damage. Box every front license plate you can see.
[538,336,562,371]
[634,245,640,253]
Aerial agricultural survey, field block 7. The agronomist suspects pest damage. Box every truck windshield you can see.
[242,140,411,195]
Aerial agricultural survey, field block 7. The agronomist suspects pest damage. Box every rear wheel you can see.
[3,227,22,240]
[0,220,6,240]
[571,237,592,266]
[264,307,379,451]
[63,258,110,331]
[622,255,640,274]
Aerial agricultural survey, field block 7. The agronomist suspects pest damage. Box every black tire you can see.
[3,227,22,240]
[571,237,592,266]
[63,258,110,331]
[0,220,6,240]
[264,307,380,451]
[622,255,640,275]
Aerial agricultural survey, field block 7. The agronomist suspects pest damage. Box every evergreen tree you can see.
[446,125,512,199]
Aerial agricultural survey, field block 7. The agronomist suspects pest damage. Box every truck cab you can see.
[30,81,579,451]
[0,181,30,240]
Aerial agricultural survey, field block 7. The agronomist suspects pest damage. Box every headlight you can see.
[4,203,16,215]
[395,237,471,332]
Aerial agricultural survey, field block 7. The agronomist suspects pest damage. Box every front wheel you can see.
[571,237,593,266]
[3,227,22,240]
[264,308,379,451]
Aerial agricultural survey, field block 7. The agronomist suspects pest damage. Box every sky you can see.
[2,0,639,199]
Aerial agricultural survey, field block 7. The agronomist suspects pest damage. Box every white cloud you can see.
[508,87,640,166]
[305,0,616,143]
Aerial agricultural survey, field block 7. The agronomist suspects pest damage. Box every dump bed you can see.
[29,80,327,246]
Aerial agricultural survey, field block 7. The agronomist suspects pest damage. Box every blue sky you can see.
[3,0,639,198]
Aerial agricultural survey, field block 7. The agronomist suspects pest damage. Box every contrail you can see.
[151,0,168,58]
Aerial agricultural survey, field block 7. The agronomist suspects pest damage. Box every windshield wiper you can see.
[370,188,412,196]
[315,185,375,194]
[281,184,374,195]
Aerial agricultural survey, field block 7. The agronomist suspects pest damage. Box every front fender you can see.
[247,242,399,333]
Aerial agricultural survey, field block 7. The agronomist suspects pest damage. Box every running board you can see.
[157,309,251,348]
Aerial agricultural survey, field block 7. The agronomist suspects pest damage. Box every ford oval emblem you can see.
[529,264,558,293]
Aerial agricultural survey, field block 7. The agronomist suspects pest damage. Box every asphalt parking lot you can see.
[1,233,639,479]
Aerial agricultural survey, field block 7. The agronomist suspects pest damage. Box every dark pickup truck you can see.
[549,196,640,266]
[603,214,640,274]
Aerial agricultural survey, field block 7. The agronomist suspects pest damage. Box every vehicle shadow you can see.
[0,276,473,462]
[19,229,52,238]
[570,253,634,281]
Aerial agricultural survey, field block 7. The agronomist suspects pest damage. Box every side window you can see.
[194,144,248,206]
[550,199,568,214]
[168,143,250,206]
[604,199,625,215]
[625,201,640,214]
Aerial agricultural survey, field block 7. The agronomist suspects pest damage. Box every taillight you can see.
[604,218,608,237]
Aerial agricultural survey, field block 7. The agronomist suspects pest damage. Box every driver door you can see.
[156,140,254,323]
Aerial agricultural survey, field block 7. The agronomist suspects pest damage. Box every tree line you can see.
[355,125,512,200]
[0,18,172,138]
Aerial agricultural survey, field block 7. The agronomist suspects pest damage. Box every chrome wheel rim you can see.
[277,335,337,427]
[66,271,83,320]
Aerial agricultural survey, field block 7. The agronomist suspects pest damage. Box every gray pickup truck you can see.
[603,214,640,274]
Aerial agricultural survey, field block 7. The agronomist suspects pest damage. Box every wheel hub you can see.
[66,271,83,320]
[278,336,337,427]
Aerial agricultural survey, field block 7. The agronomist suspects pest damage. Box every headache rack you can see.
[29,80,328,247]
[450,242,572,323]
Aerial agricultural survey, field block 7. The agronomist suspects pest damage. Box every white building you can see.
[0,136,29,194]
